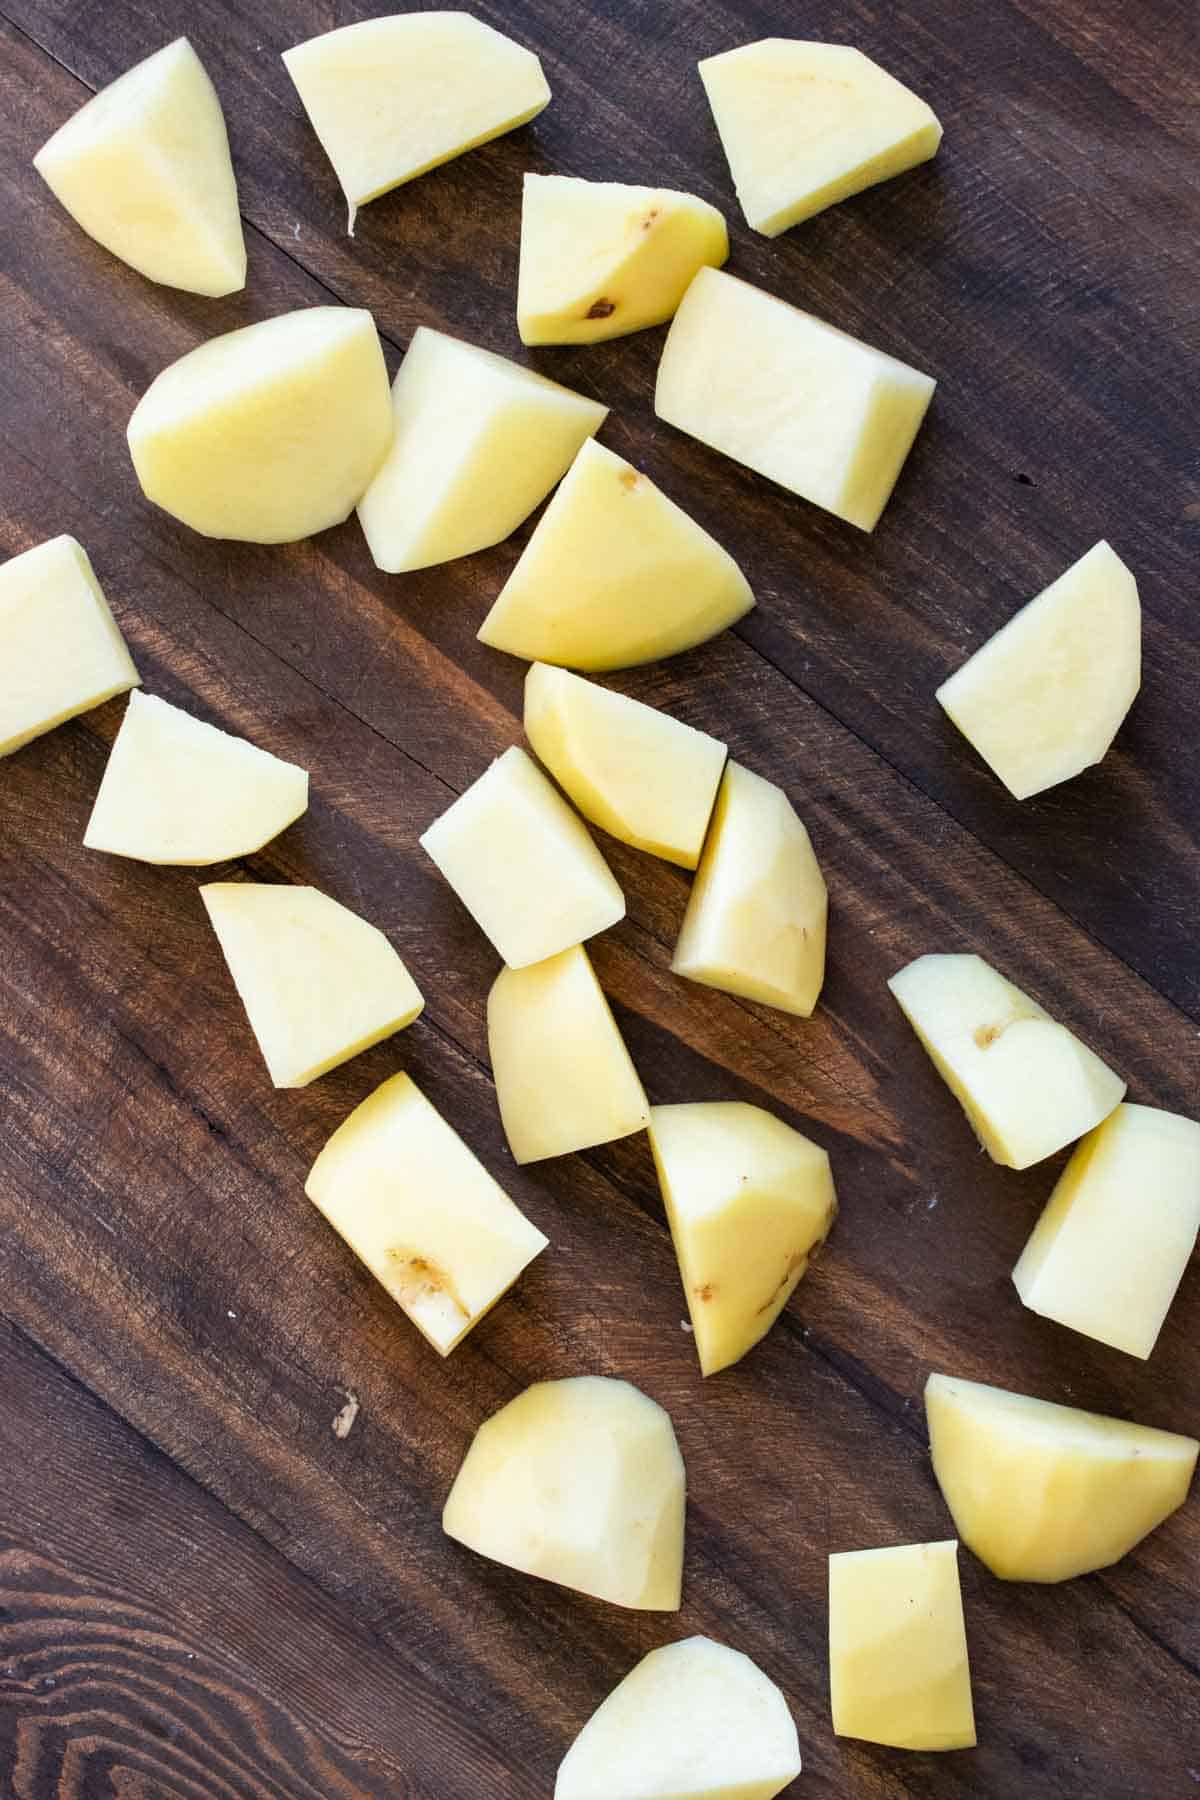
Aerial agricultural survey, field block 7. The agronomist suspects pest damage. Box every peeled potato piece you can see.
[556,1636,801,1800]
[478,438,754,671]
[937,541,1141,799]
[518,172,728,345]
[283,13,550,231]
[127,306,392,543]
[34,37,246,296]
[84,691,307,865]
[1,536,139,757]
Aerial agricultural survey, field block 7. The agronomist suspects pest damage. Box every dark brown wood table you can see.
[2,1,1198,1794]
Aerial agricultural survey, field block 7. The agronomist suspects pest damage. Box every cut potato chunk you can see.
[34,38,245,297]
[478,438,754,670]
[937,541,1141,800]
[926,1373,1199,1583]
[201,883,423,1088]
[488,946,648,1163]
[524,663,726,868]
[420,746,624,968]
[357,327,606,573]
[1,536,139,756]
[443,1376,685,1609]
[656,266,935,531]
[84,691,307,864]
[888,953,1125,1170]
[829,1540,975,1751]
[306,1071,546,1356]
[556,1636,801,1800]
[518,173,728,345]
[1013,1103,1200,1358]
[699,39,941,237]
[127,307,392,543]
[672,762,827,1017]
[283,13,549,230]
[649,1101,835,1376]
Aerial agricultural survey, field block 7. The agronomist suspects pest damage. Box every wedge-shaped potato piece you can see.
[306,1072,546,1355]
[672,762,827,1017]
[650,1101,835,1376]
[656,267,935,531]
[489,946,648,1163]
[84,691,307,864]
[1013,1103,1200,1358]
[478,438,754,670]
[524,663,726,868]
[1,536,139,757]
[357,327,606,573]
[937,541,1141,800]
[699,40,941,238]
[201,883,423,1088]
[518,173,728,346]
[888,953,1124,1170]
[556,1636,801,1800]
[283,13,549,231]
[926,1373,1198,1583]
[421,746,624,968]
[443,1376,685,1609]
[128,307,392,543]
[33,38,246,297]
[829,1541,975,1751]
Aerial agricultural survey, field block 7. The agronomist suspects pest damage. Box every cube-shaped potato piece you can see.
[1013,1102,1200,1358]
[420,746,624,968]
[0,536,139,756]
[656,266,934,531]
[306,1071,547,1356]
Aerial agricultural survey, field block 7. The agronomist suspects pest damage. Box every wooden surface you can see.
[1,0,1198,1793]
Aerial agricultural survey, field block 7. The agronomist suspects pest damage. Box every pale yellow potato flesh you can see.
[0,536,139,756]
[672,761,827,1016]
[84,691,307,865]
[443,1376,685,1609]
[34,37,245,296]
[127,307,392,543]
[201,883,423,1089]
[829,1540,975,1751]
[357,327,606,573]
[937,540,1141,800]
[524,663,727,868]
[656,266,935,531]
[649,1102,836,1376]
[518,172,728,345]
[699,39,941,237]
[283,13,549,231]
[926,1373,1199,1582]
[488,946,648,1163]
[888,952,1125,1169]
[306,1071,547,1356]
[477,438,754,670]
[555,1636,801,1800]
[419,745,624,969]
[1013,1102,1200,1358]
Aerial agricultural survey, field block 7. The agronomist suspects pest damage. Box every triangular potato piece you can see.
[699,39,941,236]
[84,691,308,864]
[556,1636,801,1800]
[518,173,728,344]
[34,38,245,296]
[1,536,139,756]
[358,327,606,573]
[937,540,1140,799]
[478,438,753,670]
[202,883,424,1088]
[283,13,550,231]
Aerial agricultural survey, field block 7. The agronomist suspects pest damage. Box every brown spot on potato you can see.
[586,298,616,319]
[974,1023,1003,1048]
[642,208,660,230]
[694,1282,716,1303]
[386,1251,468,1318]
[619,469,641,492]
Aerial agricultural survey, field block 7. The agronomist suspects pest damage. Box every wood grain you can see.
[0,2,1197,1795]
